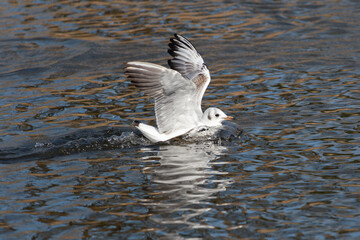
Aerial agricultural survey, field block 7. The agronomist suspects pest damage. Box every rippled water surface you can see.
[1,0,359,239]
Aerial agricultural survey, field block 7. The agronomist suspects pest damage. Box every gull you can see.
[125,34,233,142]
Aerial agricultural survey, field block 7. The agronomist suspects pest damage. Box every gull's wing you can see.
[168,34,211,115]
[125,61,200,134]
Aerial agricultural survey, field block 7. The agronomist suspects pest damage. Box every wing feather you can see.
[125,61,200,134]
[167,34,211,116]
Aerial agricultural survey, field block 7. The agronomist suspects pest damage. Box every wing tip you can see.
[167,59,175,69]
[171,33,180,41]
[167,48,177,57]
[169,33,194,50]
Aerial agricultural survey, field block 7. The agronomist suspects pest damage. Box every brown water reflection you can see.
[0,0,360,239]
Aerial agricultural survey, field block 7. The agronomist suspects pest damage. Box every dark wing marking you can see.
[167,34,211,116]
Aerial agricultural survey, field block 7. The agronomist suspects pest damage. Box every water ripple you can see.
[1,0,360,239]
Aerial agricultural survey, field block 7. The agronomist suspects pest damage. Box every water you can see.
[0,0,359,239]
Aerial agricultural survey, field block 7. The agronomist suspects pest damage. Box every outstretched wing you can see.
[168,34,211,115]
[125,61,200,134]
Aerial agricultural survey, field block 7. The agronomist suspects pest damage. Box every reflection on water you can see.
[0,0,360,239]
[148,144,232,232]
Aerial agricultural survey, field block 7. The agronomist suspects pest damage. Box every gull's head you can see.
[201,108,233,127]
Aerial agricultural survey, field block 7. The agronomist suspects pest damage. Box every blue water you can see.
[0,0,359,239]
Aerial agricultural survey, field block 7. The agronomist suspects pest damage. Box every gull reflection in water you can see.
[143,143,234,232]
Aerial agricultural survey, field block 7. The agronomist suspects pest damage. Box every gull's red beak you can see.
[225,116,234,120]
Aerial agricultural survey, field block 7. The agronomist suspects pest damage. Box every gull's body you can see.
[125,34,232,142]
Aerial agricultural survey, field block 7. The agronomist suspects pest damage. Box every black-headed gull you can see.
[125,34,232,142]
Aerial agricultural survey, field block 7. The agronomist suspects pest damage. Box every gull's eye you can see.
[215,113,220,117]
